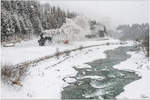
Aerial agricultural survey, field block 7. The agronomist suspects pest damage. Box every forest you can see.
[1,0,76,42]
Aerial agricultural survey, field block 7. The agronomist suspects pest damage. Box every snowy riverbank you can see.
[113,51,150,99]
[1,38,127,99]
[1,38,147,99]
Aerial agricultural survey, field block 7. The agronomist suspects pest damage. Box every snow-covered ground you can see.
[1,38,149,99]
[1,38,118,66]
[113,51,150,99]
[1,15,109,66]
[1,38,124,99]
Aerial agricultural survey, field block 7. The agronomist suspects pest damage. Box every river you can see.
[61,46,141,99]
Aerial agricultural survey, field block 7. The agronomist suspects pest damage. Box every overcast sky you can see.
[39,0,149,29]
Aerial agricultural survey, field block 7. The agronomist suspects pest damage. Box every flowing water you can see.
[61,46,141,99]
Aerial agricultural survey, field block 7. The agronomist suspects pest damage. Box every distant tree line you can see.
[1,0,77,42]
[117,23,149,57]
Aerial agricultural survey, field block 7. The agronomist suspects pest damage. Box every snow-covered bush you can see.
[1,62,29,86]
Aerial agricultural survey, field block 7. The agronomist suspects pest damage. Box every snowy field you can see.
[1,38,149,99]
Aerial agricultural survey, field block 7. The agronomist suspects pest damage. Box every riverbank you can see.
[1,39,145,99]
[113,51,150,99]
[1,39,123,99]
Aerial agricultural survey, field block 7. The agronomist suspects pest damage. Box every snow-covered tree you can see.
[1,0,76,42]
